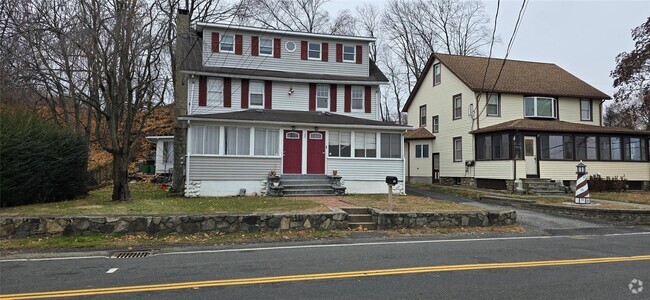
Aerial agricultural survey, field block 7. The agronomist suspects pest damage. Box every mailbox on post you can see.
[386,176,398,185]
[385,176,398,211]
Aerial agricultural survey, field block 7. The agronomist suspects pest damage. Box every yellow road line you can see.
[2,254,649,299]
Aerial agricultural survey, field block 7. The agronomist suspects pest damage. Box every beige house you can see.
[403,53,650,191]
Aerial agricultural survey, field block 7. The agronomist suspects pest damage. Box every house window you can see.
[453,137,462,162]
[540,135,573,160]
[624,137,646,161]
[415,144,429,158]
[580,99,592,121]
[329,131,351,157]
[225,127,251,155]
[419,105,427,127]
[249,81,264,107]
[433,63,441,85]
[191,125,219,154]
[453,94,462,120]
[476,134,509,160]
[487,93,500,116]
[316,84,329,110]
[599,137,622,161]
[259,38,273,56]
[351,86,364,110]
[308,42,321,60]
[524,96,556,118]
[220,34,234,52]
[354,132,377,158]
[162,141,174,164]
[207,78,223,107]
[476,136,491,160]
[380,133,401,158]
[575,136,597,160]
[432,116,439,133]
[254,128,279,156]
[343,45,355,62]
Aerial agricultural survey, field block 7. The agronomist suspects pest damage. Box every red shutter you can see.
[355,45,362,64]
[211,32,219,53]
[273,38,281,58]
[223,78,231,108]
[364,86,371,113]
[251,36,259,56]
[301,41,308,60]
[321,42,328,62]
[235,35,243,55]
[241,79,249,109]
[330,84,337,112]
[198,76,207,106]
[344,85,351,113]
[336,44,342,62]
[264,80,272,109]
[309,83,316,111]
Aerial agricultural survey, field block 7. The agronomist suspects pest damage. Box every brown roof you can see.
[404,127,436,140]
[403,53,611,111]
[470,119,650,136]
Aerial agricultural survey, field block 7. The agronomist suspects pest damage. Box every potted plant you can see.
[268,170,280,187]
[332,170,338,176]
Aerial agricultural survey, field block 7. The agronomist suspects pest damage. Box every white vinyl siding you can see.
[189,156,281,181]
[327,158,404,181]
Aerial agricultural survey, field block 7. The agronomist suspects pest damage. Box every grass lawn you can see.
[591,192,650,206]
[341,194,482,211]
[0,183,328,216]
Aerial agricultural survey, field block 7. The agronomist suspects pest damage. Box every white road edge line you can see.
[106,268,118,274]
[1,231,649,263]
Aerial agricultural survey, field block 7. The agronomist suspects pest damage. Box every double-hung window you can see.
[419,105,427,127]
[580,99,592,121]
[207,78,223,107]
[453,94,462,120]
[220,35,234,52]
[380,133,401,158]
[354,132,377,158]
[225,127,250,155]
[415,144,429,158]
[249,81,264,107]
[259,38,273,56]
[254,128,279,156]
[524,96,556,118]
[433,63,441,85]
[453,137,462,162]
[308,42,321,60]
[432,116,439,133]
[328,131,351,157]
[343,45,355,62]
[351,86,364,110]
[487,93,500,116]
[191,125,219,154]
[316,84,329,110]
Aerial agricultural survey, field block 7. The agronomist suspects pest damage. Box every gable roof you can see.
[403,53,611,112]
[470,118,650,136]
[404,127,436,140]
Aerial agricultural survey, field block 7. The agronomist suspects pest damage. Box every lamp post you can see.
[575,161,590,204]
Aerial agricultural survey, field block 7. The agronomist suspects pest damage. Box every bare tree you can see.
[603,101,642,129]
[355,3,381,63]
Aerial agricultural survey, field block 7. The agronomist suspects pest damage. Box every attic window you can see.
[433,63,441,85]
[524,96,556,119]
[220,35,234,53]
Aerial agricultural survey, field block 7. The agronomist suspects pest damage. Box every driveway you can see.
[406,185,648,236]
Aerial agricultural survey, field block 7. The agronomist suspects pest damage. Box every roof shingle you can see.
[404,127,436,140]
[470,118,650,135]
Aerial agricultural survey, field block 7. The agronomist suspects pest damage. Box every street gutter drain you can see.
[110,250,153,259]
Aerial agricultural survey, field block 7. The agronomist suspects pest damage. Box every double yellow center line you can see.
[2,254,650,299]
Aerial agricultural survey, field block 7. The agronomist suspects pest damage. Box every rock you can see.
[0,223,14,237]
[304,219,312,229]
[180,222,200,234]
[45,220,65,233]
[321,218,331,229]
[280,217,290,230]
[461,216,470,226]
[114,220,130,233]
[201,219,216,231]
[74,219,91,231]
[267,216,281,228]
[130,218,149,232]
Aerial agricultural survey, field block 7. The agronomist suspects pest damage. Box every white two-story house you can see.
[403,53,650,191]
[176,15,407,197]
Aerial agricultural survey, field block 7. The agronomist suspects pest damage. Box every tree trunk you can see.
[112,153,131,201]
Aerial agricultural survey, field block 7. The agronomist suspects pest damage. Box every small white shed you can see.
[146,136,174,174]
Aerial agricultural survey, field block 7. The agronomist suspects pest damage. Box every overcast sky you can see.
[325,0,649,101]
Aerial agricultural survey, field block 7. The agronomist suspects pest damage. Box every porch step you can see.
[521,178,565,195]
[274,174,344,197]
[348,214,373,223]
[340,207,375,230]
[283,189,335,196]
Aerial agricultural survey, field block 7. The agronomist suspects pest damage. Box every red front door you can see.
[307,131,325,174]
[283,130,302,174]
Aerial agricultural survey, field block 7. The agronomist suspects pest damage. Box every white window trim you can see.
[453,95,462,120]
[432,116,439,133]
[524,96,557,119]
[207,78,224,107]
[316,84,329,111]
[220,34,235,53]
[419,105,427,127]
[249,81,265,108]
[351,86,365,112]
[453,137,462,162]
[259,38,273,57]
[343,45,356,62]
[486,93,500,117]
[415,144,429,159]
[308,42,321,60]
[580,99,592,121]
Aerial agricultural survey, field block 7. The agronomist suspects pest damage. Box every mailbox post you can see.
[386,176,398,211]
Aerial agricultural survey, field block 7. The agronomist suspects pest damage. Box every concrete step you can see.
[348,222,377,230]
[281,174,329,180]
[284,194,337,197]
[281,179,331,185]
[282,184,333,189]
[283,189,335,196]
[348,214,373,223]
[341,207,372,215]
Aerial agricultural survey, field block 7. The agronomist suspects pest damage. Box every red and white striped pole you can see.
[575,161,590,204]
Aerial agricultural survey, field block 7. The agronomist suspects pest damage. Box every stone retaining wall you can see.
[482,196,650,225]
[371,209,516,229]
[0,210,348,239]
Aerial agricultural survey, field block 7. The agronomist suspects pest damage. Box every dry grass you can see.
[591,192,650,206]
[340,194,482,211]
[528,196,646,210]
[383,224,525,237]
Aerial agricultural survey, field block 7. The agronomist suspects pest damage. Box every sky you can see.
[324,0,650,101]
